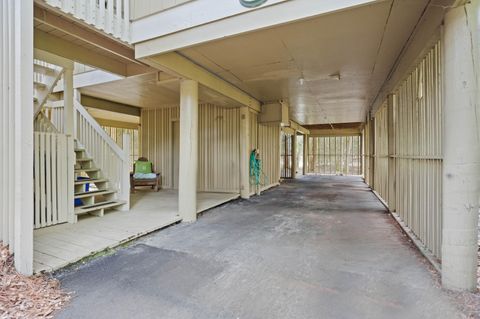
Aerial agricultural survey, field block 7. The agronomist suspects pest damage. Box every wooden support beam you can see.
[309,128,362,137]
[81,95,141,117]
[35,29,128,76]
[289,120,310,135]
[96,119,140,130]
[141,53,261,112]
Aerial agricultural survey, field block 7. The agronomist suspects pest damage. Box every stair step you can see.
[75,178,108,185]
[34,63,56,74]
[74,189,115,199]
[74,200,126,215]
[74,167,100,173]
[34,80,47,89]
[76,157,93,162]
[74,148,85,152]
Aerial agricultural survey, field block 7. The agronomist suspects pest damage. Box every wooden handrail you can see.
[74,100,126,160]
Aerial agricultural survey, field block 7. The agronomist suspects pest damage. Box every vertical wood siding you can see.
[140,105,179,188]
[394,42,443,258]
[140,104,240,192]
[371,41,443,259]
[197,104,240,192]
[140,106,280,194]
[258,123,281,190]
[373,102,389,201]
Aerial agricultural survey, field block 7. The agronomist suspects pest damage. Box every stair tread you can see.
[33,61,57,71]
[74,167,100,172]
[75,178,108,185]
[74,148,85,152]
[75,200,126,215]
[76,157,93,162]
[74,189,115,199]
[34,80,47,88]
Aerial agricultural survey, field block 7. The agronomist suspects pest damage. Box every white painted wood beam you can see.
[142,53,261,112]
[80,95,141,117]
[53,70,123,92]
[35,29,128,76]
[134,0,380,57]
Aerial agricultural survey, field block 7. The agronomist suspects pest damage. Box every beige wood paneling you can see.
[140,104,241,193]
[371,41,443,259]
[197,104,240,193]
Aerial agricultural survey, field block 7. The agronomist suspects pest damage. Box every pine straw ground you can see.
[0,244,70,319]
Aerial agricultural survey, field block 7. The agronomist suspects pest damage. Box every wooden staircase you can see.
[33,59,63,116]
[33,53,130,226]
[73,142,126,222]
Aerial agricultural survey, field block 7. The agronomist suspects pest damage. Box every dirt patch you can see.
[0,243,70,319]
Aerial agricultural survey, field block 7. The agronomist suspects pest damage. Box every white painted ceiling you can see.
[79,72,240,108]
[179,0,430,125]
[80,0,430,125]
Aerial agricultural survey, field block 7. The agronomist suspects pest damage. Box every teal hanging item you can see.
[250,149,269,188]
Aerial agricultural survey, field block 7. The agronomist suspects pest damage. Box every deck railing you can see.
[43,0,131,42]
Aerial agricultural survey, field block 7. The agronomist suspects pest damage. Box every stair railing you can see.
[74,99,130,210]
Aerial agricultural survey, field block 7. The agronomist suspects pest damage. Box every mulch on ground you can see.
[0,243,70,319]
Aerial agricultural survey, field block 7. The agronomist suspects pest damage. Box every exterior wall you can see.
[198,104,240,193]
[363,118,374,186]
[370,41,443,259]
[130,0,192,20]
[373,102,388,201]
[140,105,179,189]
[257,123,281,191]
[140,104,241,193]
[0,0,34,274]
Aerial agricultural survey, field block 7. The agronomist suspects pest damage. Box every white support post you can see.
[303,134,308,175]
[178,80,198,222]
[387,94,396,211]
[118,133,131,211]
[12,0,34,276]
[64,67,74,137]
[291,131,297,179]
[240,106,250,199]
[442,2,480,291]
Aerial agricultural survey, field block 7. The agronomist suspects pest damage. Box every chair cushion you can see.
[135,161,152,174]
[133,173,157,180]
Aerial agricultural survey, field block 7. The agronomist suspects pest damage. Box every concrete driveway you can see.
[55,176,462,319]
